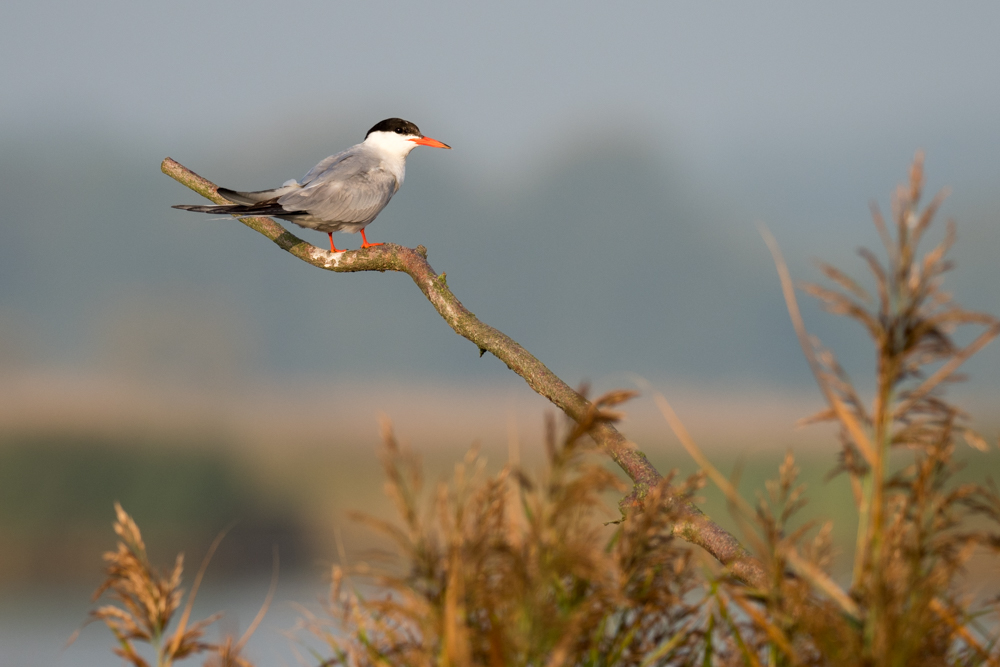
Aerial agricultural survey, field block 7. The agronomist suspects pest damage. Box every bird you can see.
[172,118,451,252]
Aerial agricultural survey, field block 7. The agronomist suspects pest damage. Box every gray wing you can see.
[278,151,400,224]
[212,147,358,206]
[210,147,358,209]
[299,147,354,186]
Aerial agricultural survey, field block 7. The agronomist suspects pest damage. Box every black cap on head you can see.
[366,118,422,139]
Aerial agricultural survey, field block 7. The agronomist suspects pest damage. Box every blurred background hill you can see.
[2,2,1000,664]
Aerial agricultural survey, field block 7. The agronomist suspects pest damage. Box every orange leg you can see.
[328,232,342,253]
[360,229,384,249]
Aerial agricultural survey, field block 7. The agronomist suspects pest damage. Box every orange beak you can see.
[409,135,451,149]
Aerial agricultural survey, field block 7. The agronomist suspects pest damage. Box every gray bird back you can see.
[277,145,402,230]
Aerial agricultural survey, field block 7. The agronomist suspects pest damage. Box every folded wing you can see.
[279,153,400,225]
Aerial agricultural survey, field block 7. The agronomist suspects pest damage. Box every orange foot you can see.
[359,229,384,249]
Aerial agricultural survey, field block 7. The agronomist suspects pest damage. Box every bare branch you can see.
[162,157,768,588]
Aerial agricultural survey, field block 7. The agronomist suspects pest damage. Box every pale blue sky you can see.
[2,1,998,392]
[6,2,1000,171]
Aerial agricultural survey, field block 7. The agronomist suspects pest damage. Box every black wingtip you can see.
[172,204,224,213]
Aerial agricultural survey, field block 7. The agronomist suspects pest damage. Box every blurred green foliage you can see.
[0,433,308,583]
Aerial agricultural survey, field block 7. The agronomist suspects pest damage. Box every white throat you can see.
[363,131,420,161]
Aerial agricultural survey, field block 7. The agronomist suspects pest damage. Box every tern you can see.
[173,118,451,252]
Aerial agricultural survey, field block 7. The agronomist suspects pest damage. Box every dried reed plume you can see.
[88,502,263,667]
[702,152,1000,664]
[298,391,709,666]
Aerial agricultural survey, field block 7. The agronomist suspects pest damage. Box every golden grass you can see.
[87,503,266,667]
[297,399,707,667]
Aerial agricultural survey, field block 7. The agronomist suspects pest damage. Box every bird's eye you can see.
[395,128,403,134]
